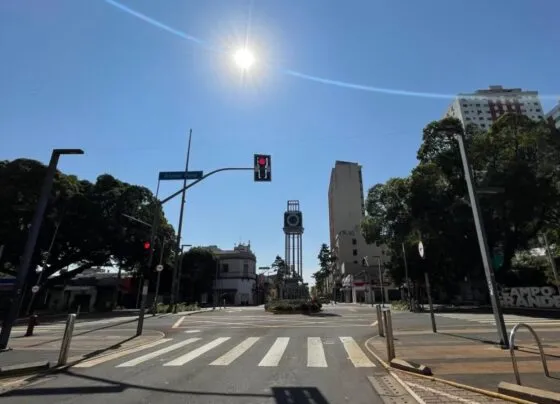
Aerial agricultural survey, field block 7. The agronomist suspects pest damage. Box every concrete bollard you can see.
[376,305,384,337]
[383,309,396,361]
[24,315,38,337]
[57,313,76,366]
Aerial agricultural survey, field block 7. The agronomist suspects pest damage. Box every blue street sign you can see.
[158,171,203,181]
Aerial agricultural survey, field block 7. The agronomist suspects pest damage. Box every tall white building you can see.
[546,100,560,130]
[327,161,388,303]
[445,85,544,131]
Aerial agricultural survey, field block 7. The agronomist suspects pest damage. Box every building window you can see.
[243,263,249,277]
[352,249,358,256]
[352,238,357,245]
[353,260,358,264]
[222,263,229,273]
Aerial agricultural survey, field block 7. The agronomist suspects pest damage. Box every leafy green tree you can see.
[312,243,334,295]
[0,159,175,292]
[178,247,217,303]
[361,114,560,296]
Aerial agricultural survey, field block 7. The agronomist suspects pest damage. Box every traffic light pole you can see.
[171,129,192,311]
[135,166,253,336]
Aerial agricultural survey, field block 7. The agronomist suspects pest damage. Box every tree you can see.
[178,247,217,303]
[0,159,175,296]
[312,243,334,295]
[361,114,560,297]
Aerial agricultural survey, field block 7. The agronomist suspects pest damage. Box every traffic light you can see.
[143,241,151,250]
[254,154,271,182]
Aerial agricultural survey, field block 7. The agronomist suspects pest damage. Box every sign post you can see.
[419,241,437,333]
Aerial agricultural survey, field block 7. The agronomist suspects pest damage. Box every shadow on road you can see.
[439,332,498,345]
[20,318,140,348]
[303,313,341,317]
[1,370,332,403]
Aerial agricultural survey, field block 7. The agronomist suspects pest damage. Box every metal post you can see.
[424,272,437,333]
[383,309,395,361]
[376,304,384,337]
[455,132,508,348]
[377,257,385,308]
[171,129,193,309]
[368,272,373,306]
[136,281,149,336]
[541,233,560,295]
[0,148,83,350]
[402,242,412,310]
[57,313,76,366]
[25,315,38,337]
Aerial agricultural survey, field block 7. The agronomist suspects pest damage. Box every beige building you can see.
[327,161,388,302]
[445,85,544,131]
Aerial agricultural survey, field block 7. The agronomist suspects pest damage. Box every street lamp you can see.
[440,124,509,348]
[0,148,84,350]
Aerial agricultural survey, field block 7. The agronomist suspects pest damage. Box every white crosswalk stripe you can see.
[258,337,290,367]
[307,337,327,367]
[436,313,560,326]
[163,337,230,366]
[116,338,200,367]
[73,335,376,370]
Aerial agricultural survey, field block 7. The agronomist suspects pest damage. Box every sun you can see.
[233,48,255,70]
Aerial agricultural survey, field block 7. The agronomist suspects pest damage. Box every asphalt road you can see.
[0,305,410,404]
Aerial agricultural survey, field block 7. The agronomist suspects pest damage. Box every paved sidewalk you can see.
[367,328,560,395]
[1,326,164,369]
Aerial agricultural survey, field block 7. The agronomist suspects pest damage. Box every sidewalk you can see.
[0,323,164,372]
[367,328,560,396]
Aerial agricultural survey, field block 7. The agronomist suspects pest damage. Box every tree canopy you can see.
[361,115,560,294]
[178,247,217,303]
[0,158,175,288]
[313,243,334,295]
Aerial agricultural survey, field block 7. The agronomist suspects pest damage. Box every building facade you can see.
[212,244,257,306]
[327,161,389,302]
[445,85,544,131]
[546,100,560,130]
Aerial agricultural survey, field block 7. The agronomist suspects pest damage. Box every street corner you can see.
[392,370,527,404]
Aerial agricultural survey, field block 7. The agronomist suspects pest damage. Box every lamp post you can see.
[440,124,508,348]
[0,149,84,350]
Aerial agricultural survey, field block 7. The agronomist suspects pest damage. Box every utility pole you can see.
[171,129,192,311]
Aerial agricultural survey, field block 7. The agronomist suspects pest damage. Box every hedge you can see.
[265,299,322,314]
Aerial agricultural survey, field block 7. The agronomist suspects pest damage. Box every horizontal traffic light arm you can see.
[160,167,253,205]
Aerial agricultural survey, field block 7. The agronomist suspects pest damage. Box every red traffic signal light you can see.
[143,241,151,250]
[254,154,271,182]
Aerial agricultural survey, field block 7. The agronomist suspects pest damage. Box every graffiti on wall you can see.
[499,286,560,309]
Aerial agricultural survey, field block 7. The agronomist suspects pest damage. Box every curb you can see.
[0,330,166,394]
[498,381,560,404]
[0,361,51,379]
[364,336,534,404]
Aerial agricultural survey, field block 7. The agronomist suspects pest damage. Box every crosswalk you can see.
[73,335,376,370]
[13,316,139,332]
[435,312,560,326]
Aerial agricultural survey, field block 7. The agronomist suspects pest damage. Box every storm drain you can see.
[368,375,418,404]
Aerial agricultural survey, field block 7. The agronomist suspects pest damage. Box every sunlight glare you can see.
[234,48,255,70]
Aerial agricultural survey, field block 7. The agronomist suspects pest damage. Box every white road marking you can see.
[307,337,327,368]
[163,337,230,366]
[370,320,378,327]
[172,316,186,328]
[340,337,376,367]
[258,337,290,367]
[184,330,201,334]
[73,338,172,368]
[210,337,260,366]
[406,382,479,404]
[116,338,200,367]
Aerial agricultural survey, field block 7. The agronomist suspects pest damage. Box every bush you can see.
[391,300,410,312]
[265,299,322,314]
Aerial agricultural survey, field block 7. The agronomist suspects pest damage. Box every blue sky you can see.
[1,0,559,284]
